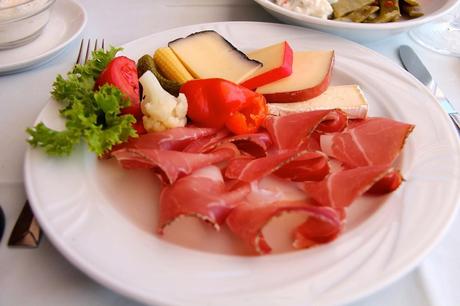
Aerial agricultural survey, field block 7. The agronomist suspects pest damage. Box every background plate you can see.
[25,22,460,306]
[252,0,460,42]
[0,0,87,74]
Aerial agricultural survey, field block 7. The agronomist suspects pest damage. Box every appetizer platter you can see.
[24,22,460,306]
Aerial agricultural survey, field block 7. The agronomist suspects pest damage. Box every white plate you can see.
[0,0,86,74]
[24,22,460,306]
[253,0,460,42]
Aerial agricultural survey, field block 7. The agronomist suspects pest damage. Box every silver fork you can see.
[8,38,106,248]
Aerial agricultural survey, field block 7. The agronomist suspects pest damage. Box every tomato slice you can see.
[96,56,141,117]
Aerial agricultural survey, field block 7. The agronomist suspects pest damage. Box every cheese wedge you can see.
[168,30,262,84]
[256,50,334,103]
[268,85,368,119]
[240,41,293,89]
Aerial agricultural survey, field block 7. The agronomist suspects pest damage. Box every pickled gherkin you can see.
[336,5,379,22]
[332,0,374,18]
[137,54,181,96]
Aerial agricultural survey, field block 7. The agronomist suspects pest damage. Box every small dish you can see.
[253,0,460,42]
[0,0,56,49]
[0,0,86,74]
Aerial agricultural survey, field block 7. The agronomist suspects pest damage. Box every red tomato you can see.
[96,56,141,117]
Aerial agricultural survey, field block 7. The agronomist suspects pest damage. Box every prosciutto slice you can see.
[184,131,272,157]
[293,216,342,249]
[225,150,329,182]
[226,199,342,254]
[112,143,238,184]
[264,109,347,150]
[121,126,218,151]
[182,129,231,153]
[158,166,250,233]
[320,117,414,168]
[303,165,392,208]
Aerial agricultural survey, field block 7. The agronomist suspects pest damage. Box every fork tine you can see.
[75,39,84,65]
[84,39,91,64]
[102,39,105,51]
[93,39,98,53]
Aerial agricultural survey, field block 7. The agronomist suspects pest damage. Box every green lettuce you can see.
[27,47,138,156]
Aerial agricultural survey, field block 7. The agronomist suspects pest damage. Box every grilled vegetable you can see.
[401,3,424,18]
[373,0,401,22]
[402,0,420,6]
[336,5,379,22]
[153,47,194,84]
[332,0,374,18]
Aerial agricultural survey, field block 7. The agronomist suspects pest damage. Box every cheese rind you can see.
[268,85,368,119]
[240,41,293,89]
[256,50,334,94]
[168,30,262,84]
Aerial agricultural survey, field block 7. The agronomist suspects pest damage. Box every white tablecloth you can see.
[1,0,459,305]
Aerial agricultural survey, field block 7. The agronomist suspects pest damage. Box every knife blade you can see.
[398,45,460,131]
[0,206,4,243]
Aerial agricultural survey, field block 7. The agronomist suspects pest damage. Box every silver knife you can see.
[399,45,460,131]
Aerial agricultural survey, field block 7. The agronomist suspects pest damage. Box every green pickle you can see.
[332,0,374,18]
[137,54,181,96]
[372,0,401,23]
[336,5,379,22]
[331,0,424,23]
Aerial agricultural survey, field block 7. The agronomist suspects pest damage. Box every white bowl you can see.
[0,0,56,49]
[253,0,460,42]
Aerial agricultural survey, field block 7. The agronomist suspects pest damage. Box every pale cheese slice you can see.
[246,41,286,77]
[268,85,368,119]
[168,30,262,84]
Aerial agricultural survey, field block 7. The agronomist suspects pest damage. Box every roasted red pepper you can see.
[180,78,268,135]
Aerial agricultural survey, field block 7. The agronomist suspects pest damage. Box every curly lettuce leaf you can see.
[27,47,138,157]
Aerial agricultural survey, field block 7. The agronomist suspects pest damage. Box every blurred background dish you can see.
[253,0,460,42]
[409,5,460,56]
[0,0,56,49]
[0,0,86,74]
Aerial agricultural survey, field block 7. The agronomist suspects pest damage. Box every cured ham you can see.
[263,109,347,150]
[112,143,238,184]
[109,106,413,255]
[224,150,329,182]
[293,216,342,249]
[182,129,231,153]
[226,199,342,254]
[184,131,272,157]
[158,166,250,232]
[303,165,392,208]
[320,117,414,168]
[120,126,218,151]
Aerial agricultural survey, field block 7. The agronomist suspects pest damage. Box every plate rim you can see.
[24,21,460,306]
[0,0,87,74]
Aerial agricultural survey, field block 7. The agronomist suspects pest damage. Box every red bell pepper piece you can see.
[180,78,268,135]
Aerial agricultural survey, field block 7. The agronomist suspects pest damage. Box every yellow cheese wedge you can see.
[268,85,368,119]
[256,50,335,103]
[168,30,262,84]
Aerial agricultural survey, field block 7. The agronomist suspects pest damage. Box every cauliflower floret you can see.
[139,70,188,132]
